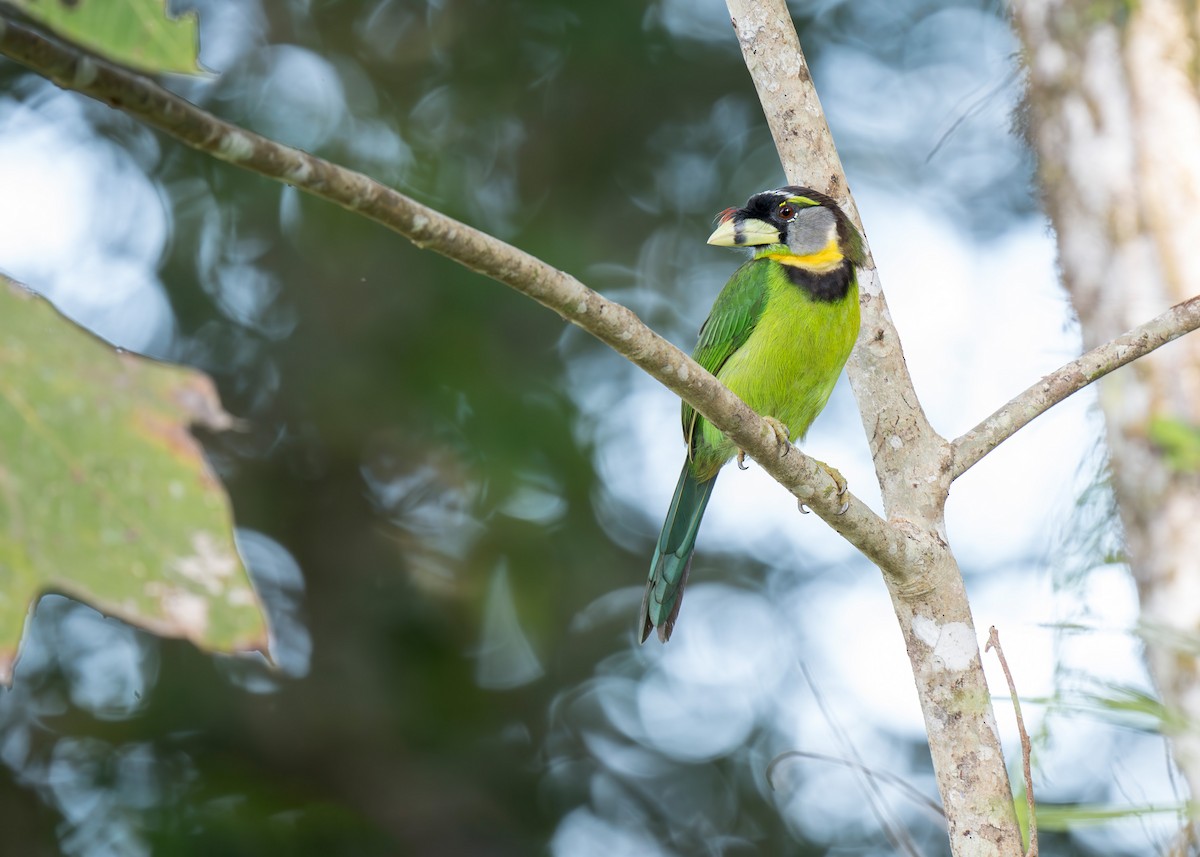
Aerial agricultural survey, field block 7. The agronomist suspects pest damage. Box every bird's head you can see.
[707,186,864,267]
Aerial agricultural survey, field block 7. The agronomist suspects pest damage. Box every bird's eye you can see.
[778,205,795,220]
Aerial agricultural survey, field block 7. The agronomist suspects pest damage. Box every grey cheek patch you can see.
[788,207,836,255]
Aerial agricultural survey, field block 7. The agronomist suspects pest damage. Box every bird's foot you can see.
[815,459,850,515]
[738,417,790,471]
[764,416,791,453]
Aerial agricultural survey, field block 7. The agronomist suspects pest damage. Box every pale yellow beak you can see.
[706,216,781,247]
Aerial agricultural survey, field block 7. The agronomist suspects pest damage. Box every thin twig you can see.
[766,750,946,821]
[952,295,1200,480]
[986,626,1039,857]
[800,663,923,857]
[0,12,903,558]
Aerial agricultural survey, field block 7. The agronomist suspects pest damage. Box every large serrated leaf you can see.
[7,0,203,75]
[0,276,267,681]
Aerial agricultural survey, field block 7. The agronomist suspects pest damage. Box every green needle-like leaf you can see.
[0,276,267,681]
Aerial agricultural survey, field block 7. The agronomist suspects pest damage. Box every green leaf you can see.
[0,276,267,681]
[1148,415,1200,473]
[1033,802,1187,832]
[7,0,203,75]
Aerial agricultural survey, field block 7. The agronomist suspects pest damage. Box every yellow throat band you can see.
[764,239,844,273]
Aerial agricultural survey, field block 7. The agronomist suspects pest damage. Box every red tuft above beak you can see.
[715,207,738,224]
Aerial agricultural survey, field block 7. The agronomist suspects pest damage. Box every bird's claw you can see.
[795,462,851,516]
[739,418,790,473]
[763,416,791,454]
[815,460,850,515]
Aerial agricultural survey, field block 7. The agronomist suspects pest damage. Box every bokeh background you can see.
[0,0,1182,854]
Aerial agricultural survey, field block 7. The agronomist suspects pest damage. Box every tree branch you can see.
[724,3,1025,854]
[0,14,908,559]
[952,295,1200,480]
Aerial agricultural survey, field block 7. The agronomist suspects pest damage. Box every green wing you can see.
[682,260,768,454]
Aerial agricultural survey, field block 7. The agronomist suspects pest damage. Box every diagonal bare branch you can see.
[0,13,905,560]
[952,295,1200,480]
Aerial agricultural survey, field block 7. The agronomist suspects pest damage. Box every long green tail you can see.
[640,461,719,642]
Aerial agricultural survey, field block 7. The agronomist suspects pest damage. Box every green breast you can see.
[692,260,859,476]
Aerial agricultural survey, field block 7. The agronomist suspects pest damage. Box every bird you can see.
[639,186,865,643]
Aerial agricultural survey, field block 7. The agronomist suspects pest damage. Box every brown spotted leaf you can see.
[8,0,203,75]
[0,276,267,682]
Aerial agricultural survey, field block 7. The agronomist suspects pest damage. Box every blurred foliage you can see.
[1149,416,1200,473]
[0,278,265,679]
[1077,683,1175,733]
[0,0,1104,855]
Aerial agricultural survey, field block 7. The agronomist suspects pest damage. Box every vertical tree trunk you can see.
[725,3,1026,854]
[1013,0,1200,818]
